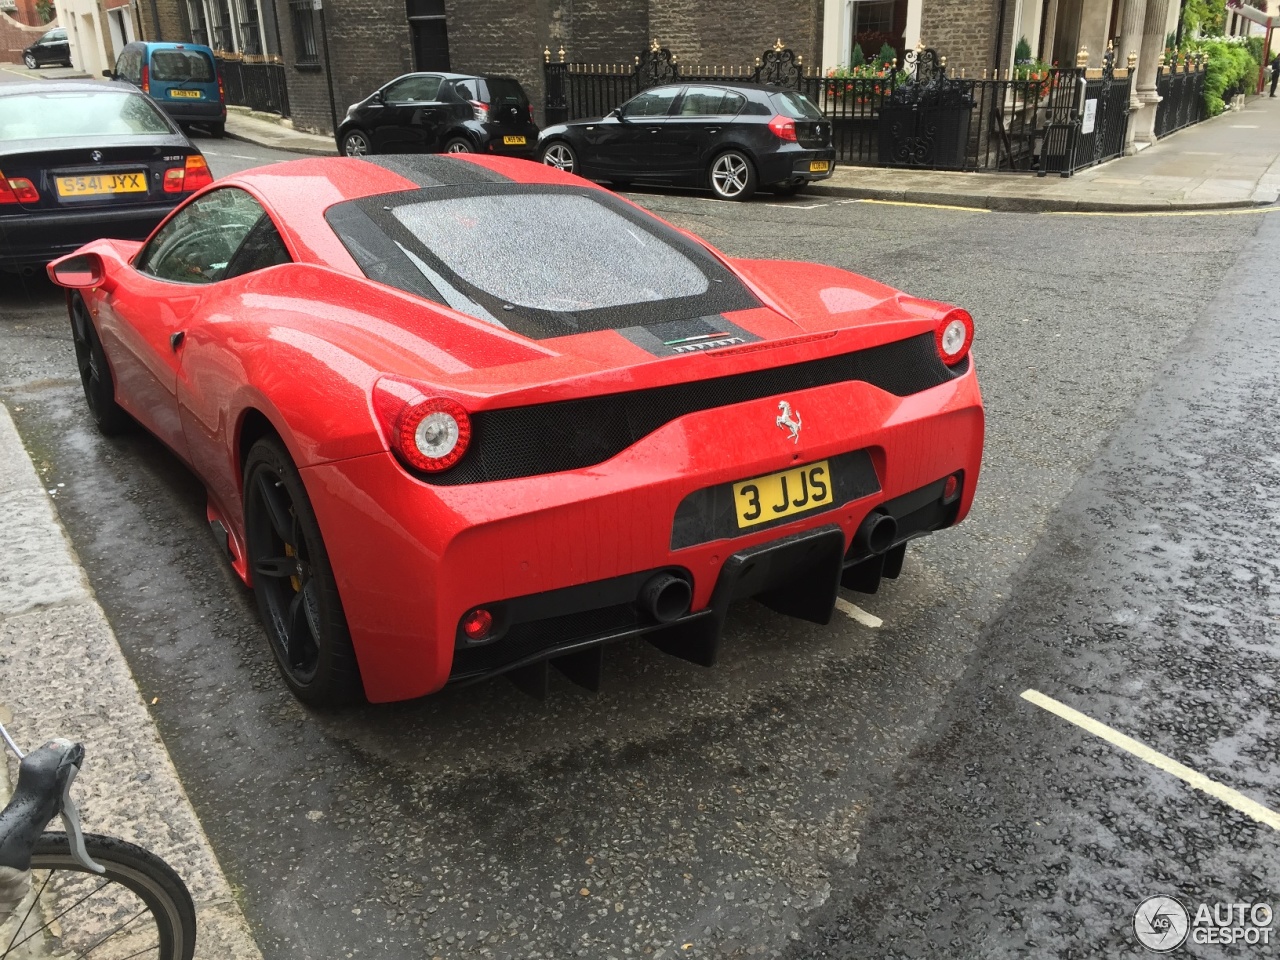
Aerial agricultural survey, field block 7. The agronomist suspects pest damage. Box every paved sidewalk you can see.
[224,107,336,156]
[811,95,1280,212]
[0,406,263,960]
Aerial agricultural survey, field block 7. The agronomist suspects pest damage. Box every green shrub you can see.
[1199,39,1258,115]
[1015,35,1032,63]
[34,0,53,22]
[850,43,865,67]
[878,42,897,65]
[1246,35,1265,67]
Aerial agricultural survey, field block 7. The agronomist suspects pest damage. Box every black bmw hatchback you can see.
[336,73,539,158]
[538,83,835,200]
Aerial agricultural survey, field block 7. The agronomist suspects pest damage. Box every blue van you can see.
[108,42,226,137]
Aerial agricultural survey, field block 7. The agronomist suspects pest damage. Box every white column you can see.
[904,0,923,51]
[1133,0,1171,145]
[1117,0,1146,153]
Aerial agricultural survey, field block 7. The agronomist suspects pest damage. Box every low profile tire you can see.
[208,121,225,138]
[443,137,473,154]
[23,53,37,69]
[772,178,807,197]
[709,149,757,201]
[340,129,371,157]
[540,140,577,174]
[244,435,363,707]
[68,292,131,435]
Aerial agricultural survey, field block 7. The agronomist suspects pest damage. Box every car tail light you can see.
[469,100,489,122]
[527,103,535,122]
[461,608,493,641]
[768,115,797,141]
[164,155,213,193]
[935,308,974,366]
[375,386,471,472]
[218,74,225,102]
[0,173,38,204]
[141,64,149,94]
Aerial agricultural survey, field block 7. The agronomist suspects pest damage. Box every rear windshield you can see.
[0,90,172,139]
[325,185,758,339]
[771,90,823,120]
[150,49,215,82]
[482,78,528,107]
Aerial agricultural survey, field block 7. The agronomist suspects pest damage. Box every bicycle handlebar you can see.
[0,738,102,874]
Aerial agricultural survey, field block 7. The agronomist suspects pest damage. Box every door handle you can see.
[706,127,720,134]
[647,127,660,134]
[170,331,185,351]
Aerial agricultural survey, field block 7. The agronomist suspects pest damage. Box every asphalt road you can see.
[0,136,1276,958]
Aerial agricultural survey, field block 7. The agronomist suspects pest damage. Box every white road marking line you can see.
[846,198,992,213]
[834,597,882,628]
[764,202,828,209]
[1021,689,1280,831]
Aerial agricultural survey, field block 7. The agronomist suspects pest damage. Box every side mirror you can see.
[609,107,625,121]
[47,252,107,290]
[370,91,383,104]
[102,69,114,79]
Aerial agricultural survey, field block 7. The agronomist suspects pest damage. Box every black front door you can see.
[372,74,446,152]
[407,0,449,70]
[596,85,680,178]
[662,87,747,178]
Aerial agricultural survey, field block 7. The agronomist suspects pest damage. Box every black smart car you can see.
[336,73,539,158]
[538,83,836,200]
[22,27,71,70]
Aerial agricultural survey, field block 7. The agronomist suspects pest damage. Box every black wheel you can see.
[340,129,371,156]
[68,292,131,435]
[708,149,757,201]
[208,122,225,138]
[540,140,577,173]
[772,178,807,197]
[244,435,363,706]
[443,137,473,154]
[1,832,197,960]
[22,53,36,69]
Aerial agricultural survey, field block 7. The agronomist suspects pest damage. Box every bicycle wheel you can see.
[1,833,196,960]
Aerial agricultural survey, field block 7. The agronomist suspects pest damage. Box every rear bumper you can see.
[302,363,984,703]
[157,100,226,123]
[0,203,178,266]
[758,145,838,185]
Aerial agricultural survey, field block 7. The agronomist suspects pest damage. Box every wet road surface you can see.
[0,148,1276,958]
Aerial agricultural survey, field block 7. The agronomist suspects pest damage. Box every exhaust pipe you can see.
[638,573,692,624]
[855,511,897,555]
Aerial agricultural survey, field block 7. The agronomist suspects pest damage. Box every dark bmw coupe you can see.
[0,81,211,270]
[538,82,836,200]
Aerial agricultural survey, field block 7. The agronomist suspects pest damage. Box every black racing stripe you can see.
[364,155,513,187]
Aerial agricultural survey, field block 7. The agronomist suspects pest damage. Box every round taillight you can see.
[395,397,471,472]
[462,608,493,641]
[935,308,974,366]
[943,473,960,502]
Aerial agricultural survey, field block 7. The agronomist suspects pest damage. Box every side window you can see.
[223,215,292,279]
[679,87,728,116]
[384,75,442,102]
[719,91,746,115]
[622,87,679,119]
[450,79,477,101]
[136,188,269,284]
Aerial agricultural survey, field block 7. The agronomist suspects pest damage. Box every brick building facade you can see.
[0,9,53,61]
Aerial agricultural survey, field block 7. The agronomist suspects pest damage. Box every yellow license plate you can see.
[733,460,833,529]
[169,89,202,98]
[810,160,830,172]
[503,135,527,145]
[55,173,148,197]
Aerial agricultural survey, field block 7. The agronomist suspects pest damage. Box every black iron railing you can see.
[1154,64,1208,139]
[215,54,290,117]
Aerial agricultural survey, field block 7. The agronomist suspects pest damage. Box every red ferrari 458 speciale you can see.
[48,154,984,706]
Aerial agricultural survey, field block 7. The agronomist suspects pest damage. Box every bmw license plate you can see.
[810,160,830,173]
[503,135,526,145]
[733,461,833,529]
[170,89,202,98]
[55,172,147,197]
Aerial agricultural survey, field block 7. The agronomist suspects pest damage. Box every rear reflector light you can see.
[935,308,974,366]
[164,155,213,193]
[0,174,38,204]
[943,473,960,502]
[768,115,797,141]
[461,608,493,641]
[469,100,489,122]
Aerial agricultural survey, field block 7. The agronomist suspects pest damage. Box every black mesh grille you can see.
[428,332,966,485]
[450,604,640,678]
